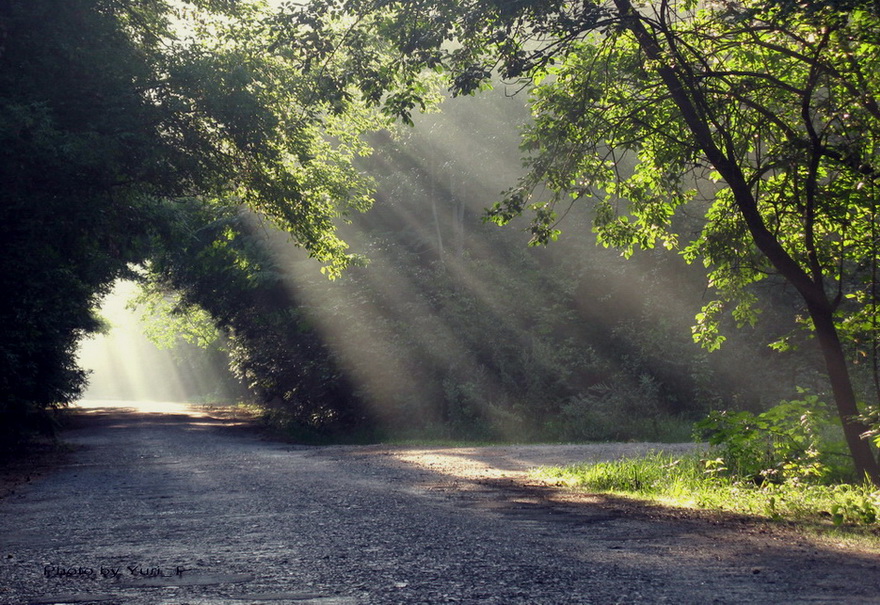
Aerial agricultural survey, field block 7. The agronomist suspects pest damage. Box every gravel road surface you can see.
[2,401,879,604]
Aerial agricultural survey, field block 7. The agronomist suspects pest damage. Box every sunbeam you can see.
[232,90,713,439]
[246,87,779,441]
[76,280,235,407]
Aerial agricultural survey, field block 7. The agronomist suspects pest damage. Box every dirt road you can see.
[1,402,879,604]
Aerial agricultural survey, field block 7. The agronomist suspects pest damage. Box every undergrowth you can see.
[534,389,880,539]
[533,452,880,528]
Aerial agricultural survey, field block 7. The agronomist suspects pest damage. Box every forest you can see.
[3,0,880,487]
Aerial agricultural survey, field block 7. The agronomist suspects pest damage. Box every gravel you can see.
[1,401,879,604]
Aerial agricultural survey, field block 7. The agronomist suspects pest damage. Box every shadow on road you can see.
[4,401,880,603]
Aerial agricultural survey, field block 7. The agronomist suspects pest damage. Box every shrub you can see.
[694,389,851,484]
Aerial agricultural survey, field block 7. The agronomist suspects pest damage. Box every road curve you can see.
[1,402,879,604]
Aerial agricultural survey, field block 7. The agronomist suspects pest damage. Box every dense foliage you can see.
[8,0,880,477]
[1,0,169,445]
[142,202,369,438]
[136,92,822,442]
[281,0,880,480]
[0,0,381,446]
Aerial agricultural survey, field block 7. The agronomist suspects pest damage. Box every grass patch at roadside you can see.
[532,452,880,534]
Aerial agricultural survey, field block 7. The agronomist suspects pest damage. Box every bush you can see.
[534,452,880,527]
[694,389,851,484]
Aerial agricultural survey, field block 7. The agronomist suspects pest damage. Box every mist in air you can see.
[77,281,241,405]
[78,88,807,441]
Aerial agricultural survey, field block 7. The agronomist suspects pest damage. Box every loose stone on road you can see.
[1,401,879,604]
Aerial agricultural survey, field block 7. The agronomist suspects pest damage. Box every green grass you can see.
[532,452,880,532]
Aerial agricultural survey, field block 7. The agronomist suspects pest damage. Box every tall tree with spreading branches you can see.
[281,0,880,482]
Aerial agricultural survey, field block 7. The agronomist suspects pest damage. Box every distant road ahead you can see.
[1,401,878,604]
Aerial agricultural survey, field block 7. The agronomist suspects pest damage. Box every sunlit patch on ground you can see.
[391,449,524,481]
[74,399,208,416]
[386,443,703,483]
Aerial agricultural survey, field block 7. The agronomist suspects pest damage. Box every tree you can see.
[285,0,880,482]
[143,201,370,437]
[0,0,382,444]
[0,0,173,444]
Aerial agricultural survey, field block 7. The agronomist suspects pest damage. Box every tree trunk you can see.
[431,196,444,261]
[809,304,880,483]
[453,201,465,257]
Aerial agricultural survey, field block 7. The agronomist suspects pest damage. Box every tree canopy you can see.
[7,0,880,485]
[0,0,381,444]
[279,0,880,481]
